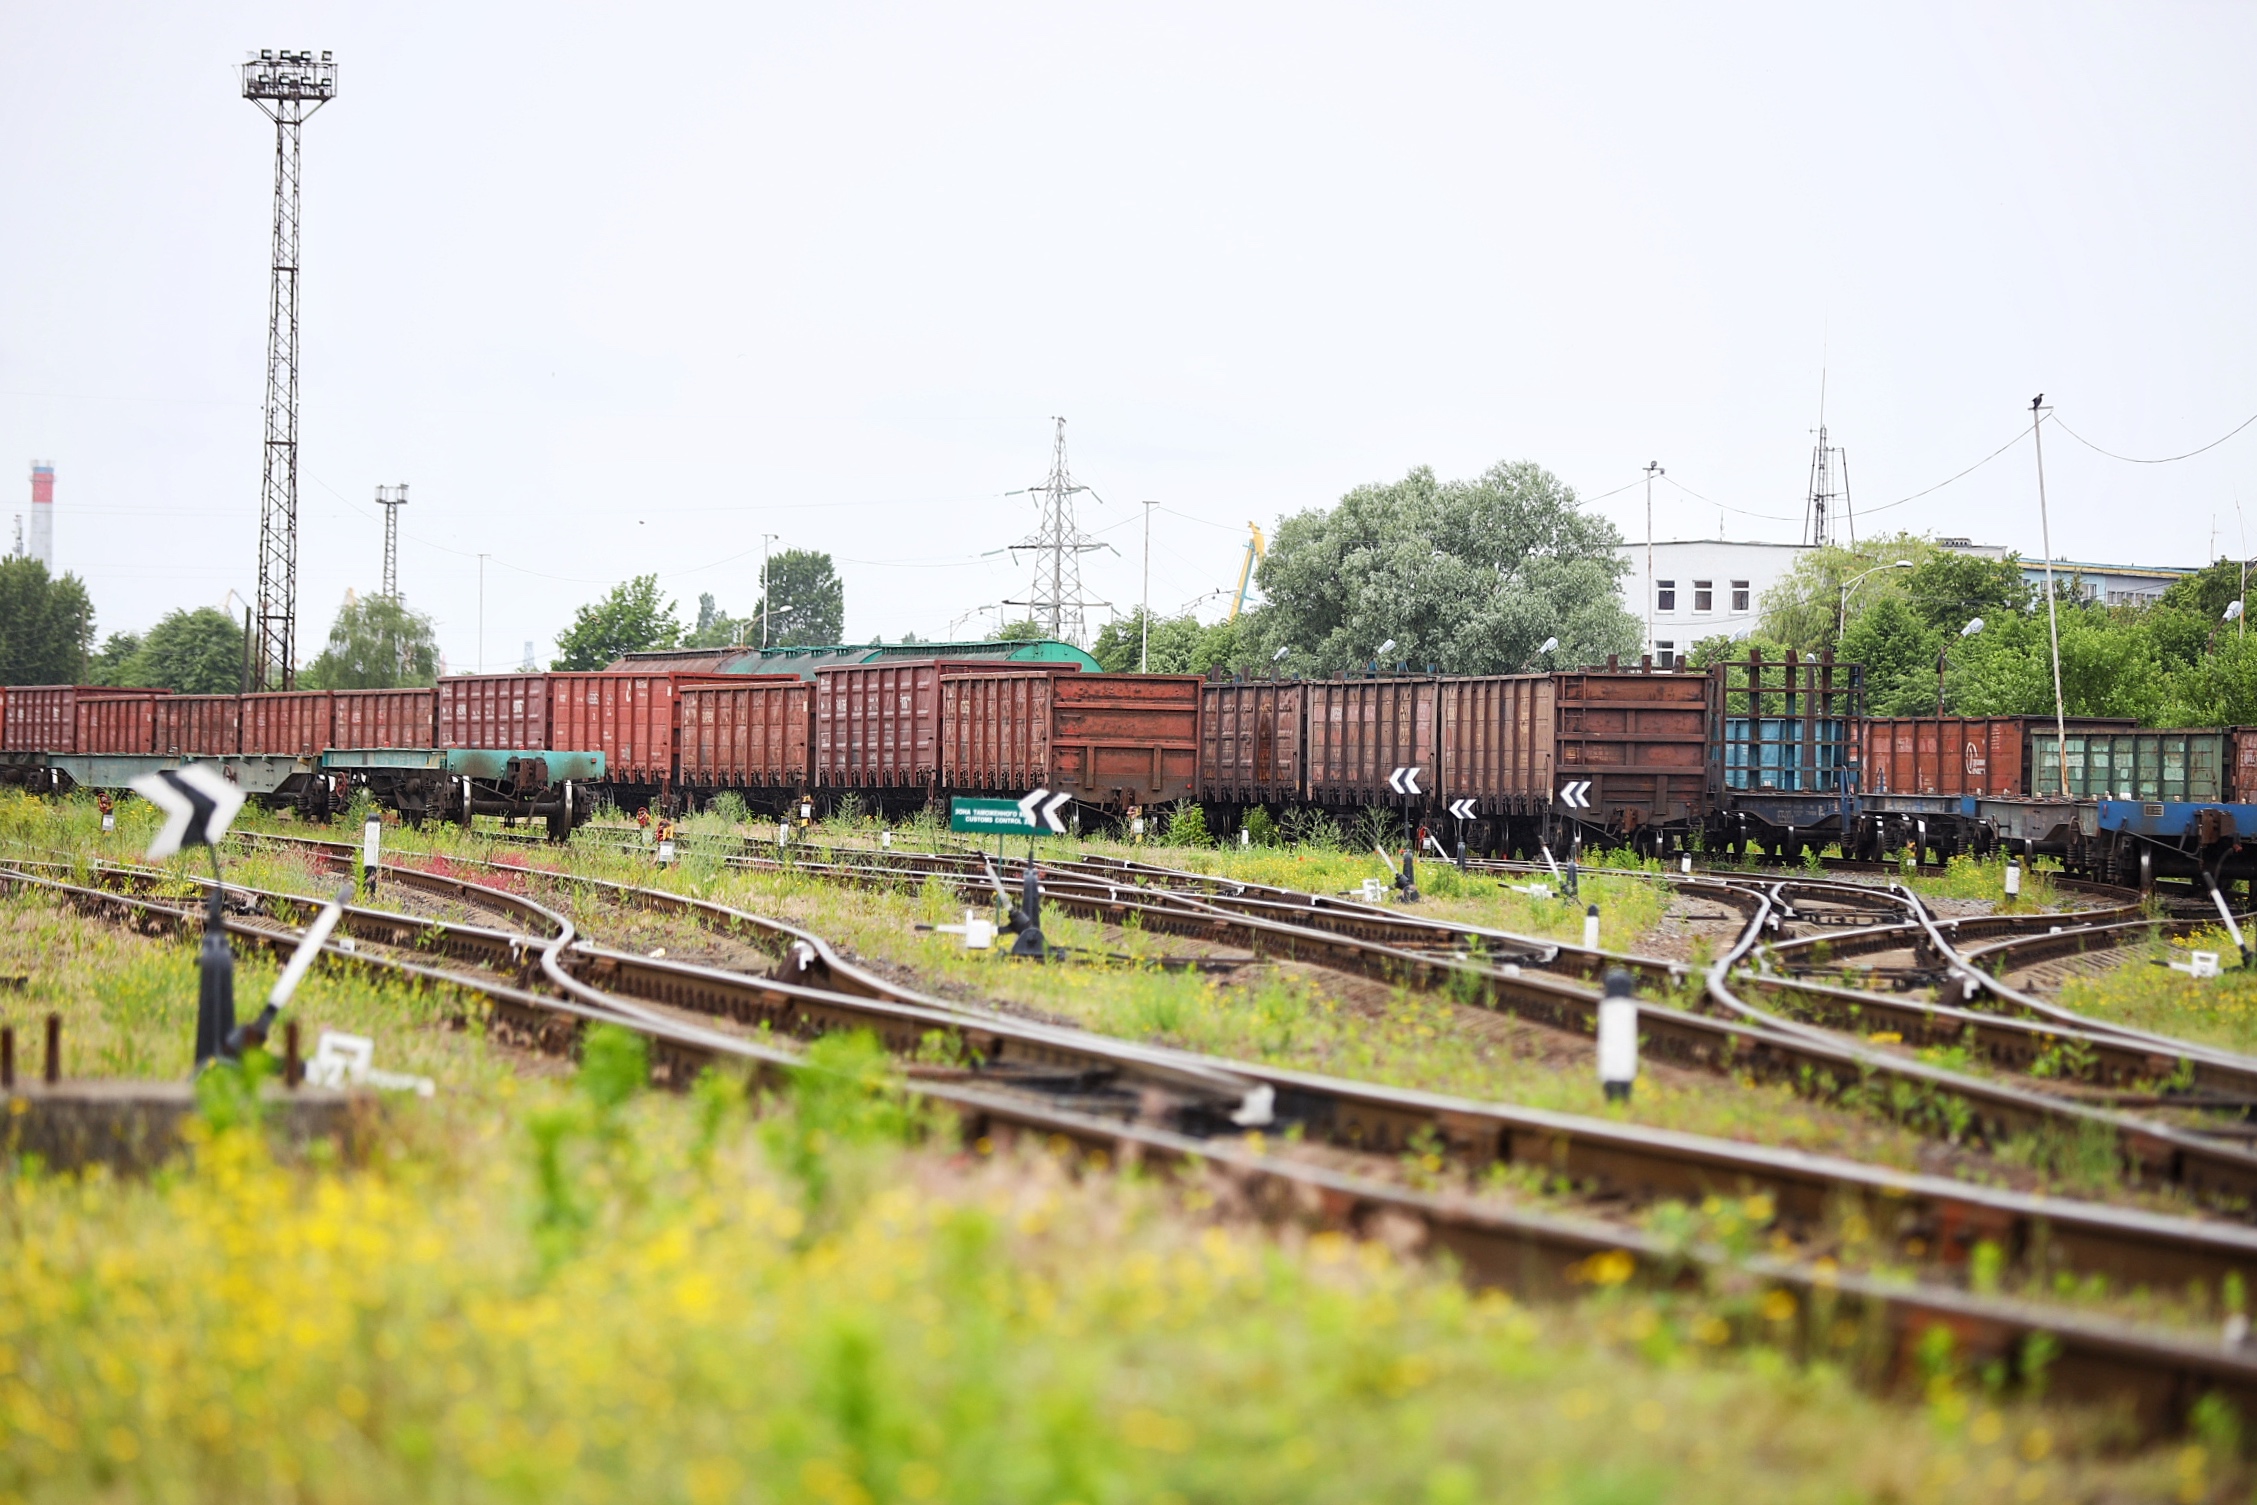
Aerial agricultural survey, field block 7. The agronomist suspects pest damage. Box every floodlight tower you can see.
[375,483,407,598]
[241,48,338,689]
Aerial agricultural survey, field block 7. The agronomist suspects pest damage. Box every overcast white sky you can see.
[3,4,2252,670]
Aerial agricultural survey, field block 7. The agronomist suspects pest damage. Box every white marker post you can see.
[934,910,996,950]
[1583,903,1600,950]
[2004,858,2022,899]
[362,812,382,895]
[1598,967,1638,1103]
[1681,853,1692,875]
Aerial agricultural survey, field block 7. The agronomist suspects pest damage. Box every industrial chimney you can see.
[27,463,53,570]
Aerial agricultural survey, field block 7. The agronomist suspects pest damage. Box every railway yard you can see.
[0,789,2249,1501]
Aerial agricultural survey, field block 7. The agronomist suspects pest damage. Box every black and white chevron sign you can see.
[129,766,248,860]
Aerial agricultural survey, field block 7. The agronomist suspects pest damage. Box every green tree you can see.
[119,607,245,694]
[1092,609,1205,672]
[88,631,144,686]
[552,576,682,670]
[1902,549,2029,636]
[994,618,1046,644]
[683,592,751,650]
[754,550,844,646]
[0,558,95,684]
[1838,595,1942,715]
[300,595,440,689]
[2162,632,2257,725]
[1255,460,1636,674]
[1756,534,1937,652]
[2161,556,2249,623]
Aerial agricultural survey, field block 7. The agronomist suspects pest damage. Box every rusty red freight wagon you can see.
[1302,678,1438,807]
[155,695,242,757]
[1860,716,2138,799]
[940,671,1200,808]
[330,689,438,750]
[1550,669,1716,837]
[75,693,166,755]
[1198,680,1303,805]
[677,677,815,799]
[440,673,721,788]
[1436,675,1553,817]
[241,691,335,757]
[814,661,1074,795]
[2,687,167,754]
[439,674,550,751]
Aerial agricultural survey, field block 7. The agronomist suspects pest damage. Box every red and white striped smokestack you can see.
[27,463,53,570]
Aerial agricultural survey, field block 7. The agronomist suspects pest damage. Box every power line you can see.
[2053,409,2257,464]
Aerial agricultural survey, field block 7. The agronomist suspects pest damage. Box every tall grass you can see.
[0,1061,2195,1503]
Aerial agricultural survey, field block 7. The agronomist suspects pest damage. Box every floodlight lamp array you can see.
[242,49,338,104]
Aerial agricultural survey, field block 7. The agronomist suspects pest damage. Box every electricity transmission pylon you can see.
[241,49,338,689]
[1004,417,1107,646]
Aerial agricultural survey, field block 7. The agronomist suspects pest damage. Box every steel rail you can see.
[1899,887,2257,1092]
[210,838,2257,1294]
[252,828,2257,1211]
[8,862,2255,1441]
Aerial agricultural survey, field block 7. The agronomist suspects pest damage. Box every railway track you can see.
[233,825,2257,1220]
[559,838,2257,1189]
[17,846,2257,1438]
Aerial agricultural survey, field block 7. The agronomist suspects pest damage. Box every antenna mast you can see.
[1004,417,1107,646]
[241,48,338,690]
[1803,373,1850,549]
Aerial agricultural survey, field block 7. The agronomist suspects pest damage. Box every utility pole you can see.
[761,533,779,649]
[375,483,407,598]
[2030,395,2069,797]
[1643,461,1662,657]
[1140,500,1157,672]
[240,49,337,691]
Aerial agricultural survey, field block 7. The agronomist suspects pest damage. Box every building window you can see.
[1693,580,1713,613]
[1655,640,1676,669]
[1731,580,1750,612]
[1656,580,1676,612]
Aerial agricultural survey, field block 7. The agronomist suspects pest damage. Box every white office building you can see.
[1616,539,1808,667]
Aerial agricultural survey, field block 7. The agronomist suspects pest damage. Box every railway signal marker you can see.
[1447,798,1476,821]
[1016,788,1073,834]
[1387,766,1424,796]
[129,765,246,861]
[1557,779,1593,810]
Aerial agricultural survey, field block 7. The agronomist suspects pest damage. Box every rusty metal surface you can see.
[74,693,163,755]
[439,675,552,751]
[1199,681,1303,804]
[1438,674,1553,813]
[1303,678,1437,805]
[547,672,712,786]
[3,686,165,753]
[241,691,335,757]
[330,688,437,750]
[1046,672,1200,805]
[1554,669,1714,828]
[679,677,814,790]
[938,670,1057,792]
[815,661,952,789]
[155,695,244,756]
